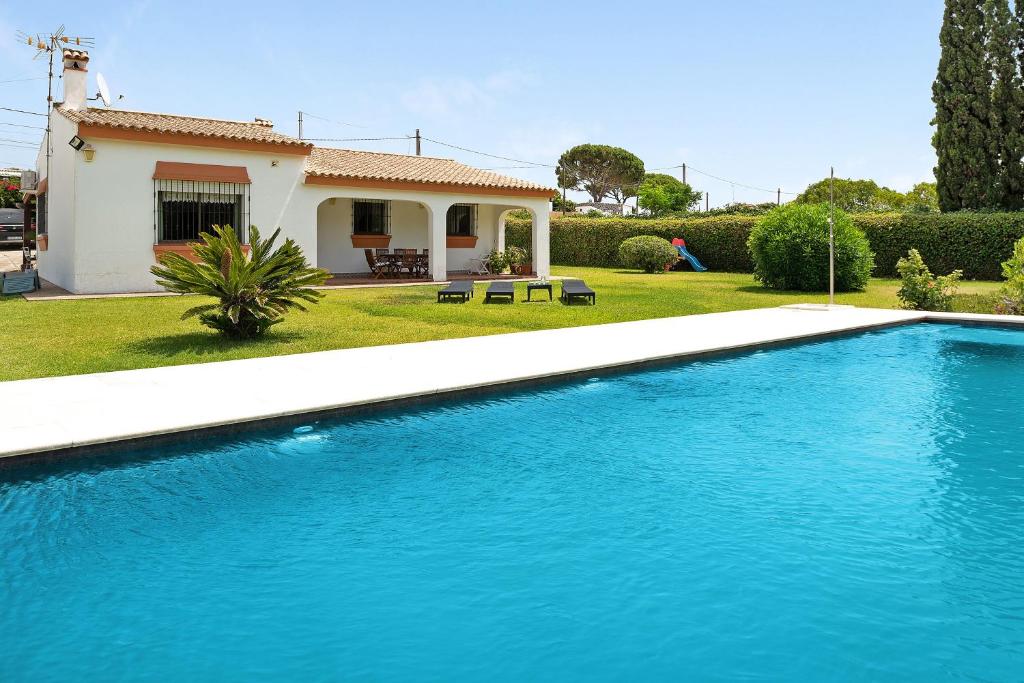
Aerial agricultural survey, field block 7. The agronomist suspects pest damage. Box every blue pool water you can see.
[2,323,1024,681]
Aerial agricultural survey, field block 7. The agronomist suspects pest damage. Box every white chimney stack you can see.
[62,48,90,111]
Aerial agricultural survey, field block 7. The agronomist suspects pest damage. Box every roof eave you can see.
[304,174,555,198]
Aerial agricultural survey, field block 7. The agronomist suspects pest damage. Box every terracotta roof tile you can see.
[56,105,311,149]
[305,147,555,194]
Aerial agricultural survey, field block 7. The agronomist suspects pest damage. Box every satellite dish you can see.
[96,72,111,107]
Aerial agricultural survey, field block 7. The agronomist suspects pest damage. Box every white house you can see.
[29,49,554,294]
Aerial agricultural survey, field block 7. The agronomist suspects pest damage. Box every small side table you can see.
[526,282,553,301]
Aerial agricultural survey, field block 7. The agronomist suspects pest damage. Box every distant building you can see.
[574,202,636,217]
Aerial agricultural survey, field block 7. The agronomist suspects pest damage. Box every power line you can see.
[420,136,555,167]
[0,121,45,130]
[303,136,411,143]
[0,137,37,144]
[0,77,46,85]
[0,106,47,117]
[299,111,368,129]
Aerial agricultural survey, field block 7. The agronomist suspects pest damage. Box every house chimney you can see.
[62,48,90,111]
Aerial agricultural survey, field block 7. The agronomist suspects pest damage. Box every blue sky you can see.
[1,1,942,206]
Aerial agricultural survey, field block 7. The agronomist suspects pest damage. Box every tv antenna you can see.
[15,26,95,238]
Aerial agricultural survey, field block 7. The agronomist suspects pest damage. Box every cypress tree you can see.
[933,0,996,211]
[984,0,1024,209]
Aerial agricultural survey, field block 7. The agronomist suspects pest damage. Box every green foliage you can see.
[637,173,702,216]
[896,248,963,310]
[853,211,1024,279]
[551,192,575,212]
[505,215,757,272]
[556,144,645,203]
[904,182,940,213]
[794,177,908,212]
[933,0,998,210]
[747,204,874,291]
[504,212,1024,280]
[0,177,21,208]
[505,245,528,266]
[150,225,328,338]
[486,249,509,273]
[617,235,679,273]
[995,235,1024,314]
[702,202,777,217]
[985,0,1024,209]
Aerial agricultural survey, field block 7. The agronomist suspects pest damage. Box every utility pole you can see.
[415,129,421,156]
[828,167,835,306]
[297,111,303,140]
[777,187,781,205]
[681,163,687,185]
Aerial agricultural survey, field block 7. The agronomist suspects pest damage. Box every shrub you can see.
[747,204,874,291]
[486,249,509,273]
[995,236,1024,314]
[896,248,962,311]
[618,235,679,273]
[151,225,328,338]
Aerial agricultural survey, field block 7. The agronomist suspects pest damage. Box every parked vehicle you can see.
[0,208,25,250]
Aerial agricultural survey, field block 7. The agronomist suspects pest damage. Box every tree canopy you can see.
[794,178,910,212]
[556,144,645,203]
[636,173,703,216]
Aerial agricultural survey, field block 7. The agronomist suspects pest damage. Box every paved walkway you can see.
[2,305,950,460]
[0,249,23,273]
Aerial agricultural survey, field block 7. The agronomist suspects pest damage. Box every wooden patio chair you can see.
[364,249,387,279]
[400,252,420,278]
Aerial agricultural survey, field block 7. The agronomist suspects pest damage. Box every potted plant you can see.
[505,246,530,275]
[486,249,509,274]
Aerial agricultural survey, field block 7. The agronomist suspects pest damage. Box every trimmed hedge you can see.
[853,213,1024,280]
[505,216,757,272]
[506,212,1024,280]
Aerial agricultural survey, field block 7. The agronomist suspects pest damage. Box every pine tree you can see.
[933,0,996,211]
[984,0,1024,209]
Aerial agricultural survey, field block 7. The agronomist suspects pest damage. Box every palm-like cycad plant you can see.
[151,225,329,338]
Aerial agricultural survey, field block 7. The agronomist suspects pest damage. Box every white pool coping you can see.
[2,306,1023,460]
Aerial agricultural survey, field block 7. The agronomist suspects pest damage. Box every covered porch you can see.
[304,147,553,281]
[313,194,549,281]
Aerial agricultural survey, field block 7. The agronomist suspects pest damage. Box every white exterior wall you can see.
[36,110,551,292]
[35,113,79,292]
[67,135,308,293]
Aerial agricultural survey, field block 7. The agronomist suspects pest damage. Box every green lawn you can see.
[0,267,1003,382]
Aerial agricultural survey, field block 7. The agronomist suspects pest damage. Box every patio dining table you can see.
[377,252,429,277]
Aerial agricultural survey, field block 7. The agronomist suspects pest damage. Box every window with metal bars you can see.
[352,199,390,235]
[446,204,477,236]
[154,179,249,243]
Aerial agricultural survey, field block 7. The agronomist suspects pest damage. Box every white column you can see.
[428,201,448,281]
[531,205,550,277]
[496,210,507,252]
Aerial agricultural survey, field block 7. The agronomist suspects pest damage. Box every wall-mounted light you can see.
[82,145,95,162]
[68,135,86,151]
[271,160,279,167]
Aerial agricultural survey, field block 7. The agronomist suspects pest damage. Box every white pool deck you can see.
[3,306,1023,460]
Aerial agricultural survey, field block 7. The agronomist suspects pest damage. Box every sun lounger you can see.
[437,280,474,303]
[560,279,595,305]
[485,280,515,303]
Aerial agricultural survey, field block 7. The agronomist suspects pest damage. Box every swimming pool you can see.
[2,322,1022,680]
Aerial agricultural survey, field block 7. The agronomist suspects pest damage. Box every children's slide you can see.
[671,238,708,272]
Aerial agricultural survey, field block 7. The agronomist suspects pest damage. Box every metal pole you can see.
[297,111,303,140]
[829,166,835,306]
[415,129,421,156]
[682,163,686,184]
[777,188,781,205]
[562,185,567,217]
[44,45,53,252]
